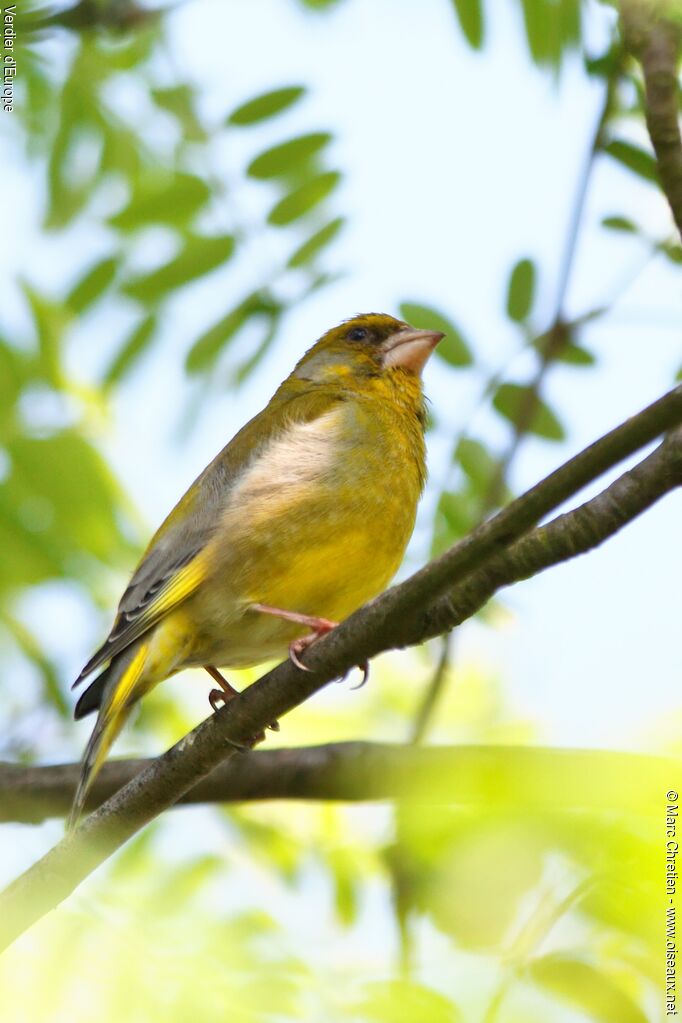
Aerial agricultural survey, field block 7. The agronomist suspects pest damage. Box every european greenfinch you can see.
[70,313,443,823]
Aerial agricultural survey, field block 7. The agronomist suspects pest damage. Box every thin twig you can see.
[621,0,682,240]
[409,634,453,745]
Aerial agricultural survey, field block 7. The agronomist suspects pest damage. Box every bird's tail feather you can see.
[68,639,149,830]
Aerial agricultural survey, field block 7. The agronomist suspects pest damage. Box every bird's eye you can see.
[347,327,369,342]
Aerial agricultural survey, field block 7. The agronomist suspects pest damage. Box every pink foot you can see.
[251,603,370,684]
[203,664,279,736]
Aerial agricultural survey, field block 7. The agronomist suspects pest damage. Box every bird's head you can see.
[293,313,444,384]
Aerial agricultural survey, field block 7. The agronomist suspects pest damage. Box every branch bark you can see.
[621,0,682,239]
[0,387,681,951]
[0,742,676,824]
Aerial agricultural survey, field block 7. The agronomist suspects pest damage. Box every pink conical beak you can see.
[383,328,444,375]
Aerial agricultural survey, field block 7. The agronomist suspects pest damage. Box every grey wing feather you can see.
[73,455,233,687]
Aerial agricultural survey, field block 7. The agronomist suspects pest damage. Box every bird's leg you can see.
[204,664,239,712]
[250,603,369,685]
[203,665,279,741]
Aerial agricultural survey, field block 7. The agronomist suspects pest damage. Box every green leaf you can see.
[227,86,306,126]
[399,302,473,367]
[185,293,278,374]
[351,980,460,1023]
[287,217,345,268]
[247,133,332,179]
[232,316,281,385]
[557,342,596,366]
[527,955,647,1023]
[122,235,235,303]
[506,258,536,322]
[45,73,96,230]
[493,382,565,441]
[450,0,484,48]
[151,85,206,143]
[109,173,211,230]
[268,172,341,226]
[601,215,637,233]
[67,257,118,313]
[519,0,581,69]
[100,124,141,179]
[1,612,68,717]
[3,430,132,572]
[22,286,70,387]
[456,437,498,491]
[659,240,682,264]
[676,364,682,382]
[605,140,658,183]
[95,30,157,70]
[103,315,157,388]
[533,326,593,366]
[435,490,478,547]
[0,342,30,432]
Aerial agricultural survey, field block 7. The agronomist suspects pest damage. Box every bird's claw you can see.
[287,618,337,673]
[289,638,313,672]
[207,666,279,738]
[350,660,370,689]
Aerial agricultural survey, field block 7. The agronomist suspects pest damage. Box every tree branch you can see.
[0,742,675,824]
[621,0,682,239]
[1,386,681,951]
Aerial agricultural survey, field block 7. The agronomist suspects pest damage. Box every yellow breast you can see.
[184,376,426,667]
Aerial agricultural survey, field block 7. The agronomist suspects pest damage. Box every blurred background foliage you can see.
[1,0,681,1020]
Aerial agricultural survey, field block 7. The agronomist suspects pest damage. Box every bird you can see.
[69,312,443,825]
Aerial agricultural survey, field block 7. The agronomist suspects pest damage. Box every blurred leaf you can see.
[604,140,658,183]
[23,285,70,386]
[456,437,498,491]
[450,0,484,48]
[185,293,279,374]
[351,980,460,1023]
[493,383,565,440]
[0,611,68,716]
[227,86,306,126]
[519,0,581,68]
[100,123,141,179]
[103,314,156,388]
[232,314,282,385]
[45,68,97,230]
[658,240,682,264]
[506,258,536,322]
[3,430,131,574]
[0,342,30,434]
[151,85,206,142]
[601,215,637,233]
[435,489,478,547]
[287,217,345,268]
[247,132,332,179]
[122,235,235,303]
[557,343,596,366]
[109,173,211,230]
[399,302,473,367]
[67,256,118,313]
[534,327,595,367]
[527,955,648,1023]
[676,364,682,382]
[327,848,360,927]
[268,171,341,226]
[0,492,63,588]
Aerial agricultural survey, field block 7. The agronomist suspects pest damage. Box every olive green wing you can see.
[73,384,344,686]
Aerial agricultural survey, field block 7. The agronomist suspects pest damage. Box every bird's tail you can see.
[68,640,150,830]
